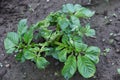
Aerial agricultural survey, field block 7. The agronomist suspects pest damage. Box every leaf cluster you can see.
[4,4,100,79]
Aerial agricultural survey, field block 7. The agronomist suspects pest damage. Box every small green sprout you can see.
[117,69,120,74]
[103,48,110,56]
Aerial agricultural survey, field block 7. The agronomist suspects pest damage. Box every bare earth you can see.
[0,0,120,80]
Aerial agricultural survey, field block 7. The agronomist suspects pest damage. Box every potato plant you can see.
[4,4,100,80]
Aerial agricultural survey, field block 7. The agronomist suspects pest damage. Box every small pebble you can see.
[23,75,27,78]
[54,72,59,76]
[116,49,120,53]
[93,75,96,78]
[109,39,114,44]
[24,72,26,75]
[113,13,117,17]
[14,55,16,57]
[23,72,27,78]
[1,54,4,56]
[113,34,117,37]
[102,38,105,42]
[110,33,113,36]
[112,63,114,65]
[46,0,50,2]
[0,63,3,68]
[109,19,112,22]
[4,61,8,64]
[5,64,10,68]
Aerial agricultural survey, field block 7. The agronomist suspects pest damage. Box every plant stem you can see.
[37,42,48,57]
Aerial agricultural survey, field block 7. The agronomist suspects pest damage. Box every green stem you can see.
[37,42,48,57]
[54,41,67,47]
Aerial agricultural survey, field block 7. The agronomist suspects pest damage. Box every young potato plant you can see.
[4,4,100,80]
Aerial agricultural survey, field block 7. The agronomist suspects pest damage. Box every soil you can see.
[0,0,120,80]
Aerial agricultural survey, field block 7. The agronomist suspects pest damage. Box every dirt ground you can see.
[0,0,120,80]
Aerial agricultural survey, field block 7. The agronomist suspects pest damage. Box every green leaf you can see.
[75,7,95,18]
[36,57,49,69]
[51,51,59,59]
[39,28,52,40]
[23,28,33,44]
[16,52,23,60]
[74,4,82,11]
[58,17,69,31]
[85,54,99,64]
[24,50,36,59]
[56,46,64,51]
[74,42,87,52]
[46,12,60,24]
[6,32,19,44]
[82,24,95,37]
[70,16,80,27]
[4,32,19,54]
[29,47,40,53]
[86,46,100,56]
[45,48,59,59]
[85,29,95,37]
[62,35,69,44]
[73,36,83,43]
[42,47,51,52]
[58,49,67,62]
[6,47,16,54]
[35,19,50,29]
[62,55,77,79]
[77,55,96,78]
[62,4,75,13]
[85,46,100,64]
[70,16,81,31]
[17,19,27,35]
[49,31,61,41]
[79,27,87,36]
[15,52,26,62]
